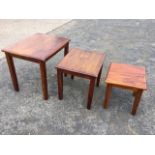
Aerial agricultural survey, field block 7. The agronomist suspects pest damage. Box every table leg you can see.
[5,53,19,91]
[96,65,103,87]
[131,89,143,115]
[40,62,48,100]
[87,77,95,110]
[64,43,69,77]
[57,69,63,100]
[64,42,69,56]
[103,84,112,108]
[132,90,138,96]
[71,75,74,80]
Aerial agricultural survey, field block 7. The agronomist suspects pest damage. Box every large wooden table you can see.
[1,33,70,99]
[103,63,147,115]
[56,48,105,109]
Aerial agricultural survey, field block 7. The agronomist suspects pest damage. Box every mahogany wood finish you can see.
[103,63,147,115]
[2,33,70,99]
[57,69,63,100]
[56,48,105,109]
[64,43,69,77]
[103,84,112,109]
[5,53,19,91]
[131,90,143,115]
[87,78,96,109]
[40,62,48,100]
[96,65,103,87]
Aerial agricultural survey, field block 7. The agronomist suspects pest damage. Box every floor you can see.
[0,19,155,134]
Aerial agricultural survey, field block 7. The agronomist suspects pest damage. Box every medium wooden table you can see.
[103,63,147,115]
[1,33,70,100]
[56,48,105,109]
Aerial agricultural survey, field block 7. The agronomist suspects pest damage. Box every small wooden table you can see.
[1,33,70,100]
[56,48,105,109]
[103,63,147,115]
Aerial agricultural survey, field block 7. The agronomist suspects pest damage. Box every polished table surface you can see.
[2,33,70,61]
[105,63,147,90]
[56,48,105,77]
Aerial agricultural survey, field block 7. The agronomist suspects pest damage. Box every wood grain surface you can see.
[2,33,70,61]
[56,48,105,77]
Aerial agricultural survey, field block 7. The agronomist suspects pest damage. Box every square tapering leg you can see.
[132,90,138,96]
[131,90,143,115]
[71,75,74,79]
[96,65,103,87]
[103,84,112,108]
[5,53,19,91]
[87,78,95,110]
[40,62,48,100]
[64,43,69,77]
[57,69,63,100]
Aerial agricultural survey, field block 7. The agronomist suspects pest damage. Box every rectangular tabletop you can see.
[2,33,70,61]
[56,48,105,77]
[105,63,147,90]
